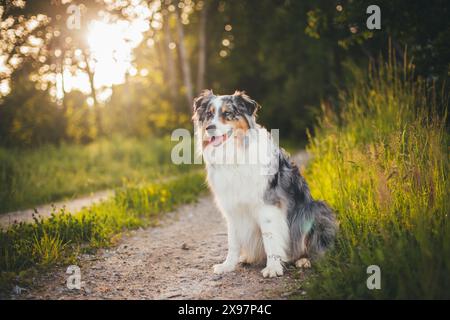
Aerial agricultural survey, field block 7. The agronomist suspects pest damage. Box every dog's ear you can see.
[193,89,214,114]
[233,90,261,116]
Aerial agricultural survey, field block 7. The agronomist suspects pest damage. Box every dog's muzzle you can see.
[204,128,233,147]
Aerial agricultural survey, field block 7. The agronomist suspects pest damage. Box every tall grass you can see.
[0,171,206,295]
[0,136,193,213]
[303,55,449,299]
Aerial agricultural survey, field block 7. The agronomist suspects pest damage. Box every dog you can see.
[192,90,337,278]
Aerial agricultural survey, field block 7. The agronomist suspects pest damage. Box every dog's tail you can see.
[289,200,338,260]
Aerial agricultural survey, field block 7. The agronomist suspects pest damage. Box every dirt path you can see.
[0,190,113,228]
[12,151,310,300]
[0,175,190,228]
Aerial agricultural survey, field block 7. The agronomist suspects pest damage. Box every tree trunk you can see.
[196,2,208,92]
[59,48,67,104]
[82,51,102,135]
[175,10,194,109]
[163,13,177,100]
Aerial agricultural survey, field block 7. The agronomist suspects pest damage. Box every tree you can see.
[175,5,193,110]
[196,0,208,91]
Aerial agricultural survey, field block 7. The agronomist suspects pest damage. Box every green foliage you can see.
[301,57,449,299]
[304,0,450,78]
[0,171,206,294]
[2,0,449,146]
[209,0,337,141]
[0,136,195,213]
[0,63,67,147]
[104,80,191,138]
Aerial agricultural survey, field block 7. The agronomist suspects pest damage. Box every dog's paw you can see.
[261,263,284,278]
[295,258,311,269]
[213,263,236,274]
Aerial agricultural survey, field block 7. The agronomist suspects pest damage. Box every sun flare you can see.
[87,21,137,87]
[58,18,148,103]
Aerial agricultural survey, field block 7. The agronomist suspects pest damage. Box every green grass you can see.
[0,135,194,213]
[0,171,206,295]
[299,55,449,299]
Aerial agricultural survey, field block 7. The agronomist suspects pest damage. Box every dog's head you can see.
[192,90,261,149]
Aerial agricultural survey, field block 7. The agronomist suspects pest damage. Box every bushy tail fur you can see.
[289,200,338,260]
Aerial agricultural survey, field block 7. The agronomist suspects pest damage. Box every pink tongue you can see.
[211,135,224,146]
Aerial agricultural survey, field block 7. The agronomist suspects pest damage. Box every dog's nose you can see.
[206,124,216,131]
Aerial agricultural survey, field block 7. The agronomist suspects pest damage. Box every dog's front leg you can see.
[259,205,289,278]
[213,220,240,274]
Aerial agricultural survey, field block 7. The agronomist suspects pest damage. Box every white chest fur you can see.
[207,164,268,213]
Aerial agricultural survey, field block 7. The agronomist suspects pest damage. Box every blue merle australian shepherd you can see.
[192,90,337,278]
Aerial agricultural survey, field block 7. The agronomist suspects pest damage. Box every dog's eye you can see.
[206,111,213,117]
[223,111,231,117]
